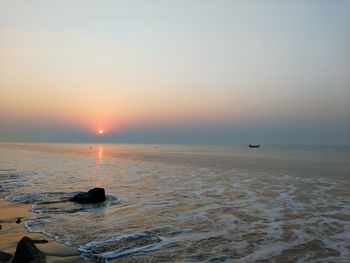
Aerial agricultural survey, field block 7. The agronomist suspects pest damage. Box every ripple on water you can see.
[1,155,350,262]
[79,232,164,262]
[6,192,120,213]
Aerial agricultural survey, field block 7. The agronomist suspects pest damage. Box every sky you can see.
[0,0,349,145]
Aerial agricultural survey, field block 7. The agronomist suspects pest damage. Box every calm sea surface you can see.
[0,143,349,262]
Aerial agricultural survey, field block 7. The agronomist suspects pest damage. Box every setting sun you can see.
[99,129,104,135]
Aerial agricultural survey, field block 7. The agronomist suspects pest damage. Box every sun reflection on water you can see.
[98,145,104,159]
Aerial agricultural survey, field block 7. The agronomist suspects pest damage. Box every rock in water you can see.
[32,239,49,244]
[70,187,106,203]
[13,236,46,263]
[0,251,12,262]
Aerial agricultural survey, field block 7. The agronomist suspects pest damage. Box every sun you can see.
[98,129,104,135]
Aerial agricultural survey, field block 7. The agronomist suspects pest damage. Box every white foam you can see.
[79,232,164,262]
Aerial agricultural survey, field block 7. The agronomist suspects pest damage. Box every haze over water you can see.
[0,143,350,262]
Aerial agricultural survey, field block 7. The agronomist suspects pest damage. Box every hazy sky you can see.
[1,0,349,144]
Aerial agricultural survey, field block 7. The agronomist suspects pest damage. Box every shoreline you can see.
[0,198,85,263]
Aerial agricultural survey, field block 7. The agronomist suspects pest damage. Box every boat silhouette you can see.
[248,144,260,148]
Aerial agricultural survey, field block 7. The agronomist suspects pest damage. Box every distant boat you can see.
[248,144,260,148]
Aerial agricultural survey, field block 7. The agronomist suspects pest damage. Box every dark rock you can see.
[0,251,12,262]
[32,239,49,244]
[15,218,21,224]
[70,187,106,204]
[13,236,46,263]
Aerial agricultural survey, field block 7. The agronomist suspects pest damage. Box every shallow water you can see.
[0,143,349,262]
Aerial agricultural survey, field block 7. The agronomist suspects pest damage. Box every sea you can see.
[0,143,349,262]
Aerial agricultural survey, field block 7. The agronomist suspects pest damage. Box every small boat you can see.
[248,144,260,148]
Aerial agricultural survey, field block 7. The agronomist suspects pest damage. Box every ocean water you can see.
[0,143,349,262]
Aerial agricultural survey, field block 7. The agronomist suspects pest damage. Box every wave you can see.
[6,191,75,204]
[79,232,164,262]
[6,191,120,213]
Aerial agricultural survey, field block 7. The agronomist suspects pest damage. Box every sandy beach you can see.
[0,198,85,263]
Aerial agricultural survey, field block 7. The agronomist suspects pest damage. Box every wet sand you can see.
[0,198,85,263]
